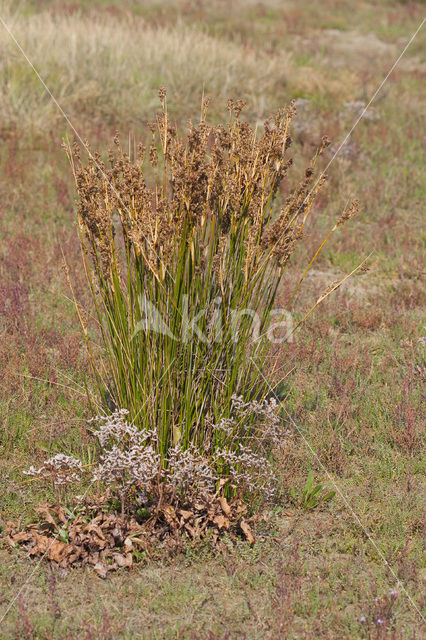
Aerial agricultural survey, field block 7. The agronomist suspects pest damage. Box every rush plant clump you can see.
[61,90,357,506]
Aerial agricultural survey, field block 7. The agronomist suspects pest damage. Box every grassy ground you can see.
[0,0,425,637]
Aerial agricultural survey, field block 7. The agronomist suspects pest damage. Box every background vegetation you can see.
[0,0,424,638]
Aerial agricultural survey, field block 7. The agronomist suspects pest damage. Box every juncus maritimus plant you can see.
[64,90,358,501]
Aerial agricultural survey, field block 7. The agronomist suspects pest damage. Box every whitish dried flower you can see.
[89,409,156,449]
[213,417,236,436]
[93,443,161,495]
[24,454,83,486]
[214,445,276,499]
[167,444,217,493]
[230,394,286,448]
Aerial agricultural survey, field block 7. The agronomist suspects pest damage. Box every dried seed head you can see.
[315,279,342,305]
[71,92,324,281]
[149,140,158,167]
[336,199,359,228]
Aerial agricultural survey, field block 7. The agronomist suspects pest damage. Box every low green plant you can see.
[290,469,336,510]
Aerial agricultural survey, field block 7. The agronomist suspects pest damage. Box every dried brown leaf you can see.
[93,562,108,579]
[51,506,67,524]
[28,532,50,556]
[5,521,16,535]
[35,505,56,527]
[213,514,230,530]
[48,540,73,564]
[124,537,133,553]
[112,553,127,568]
[240,519,255,544]
[10,531,32,545]
[162,505,178,526]
[178,509,194,521]
[67,551,81,564]
[88,552,100,565]
[218,497,231,517]
[86,523,106,539]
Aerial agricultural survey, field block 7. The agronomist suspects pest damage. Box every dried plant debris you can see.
[5,492,255,578]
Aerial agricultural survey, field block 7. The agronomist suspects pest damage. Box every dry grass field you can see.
[0,1,425,638]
